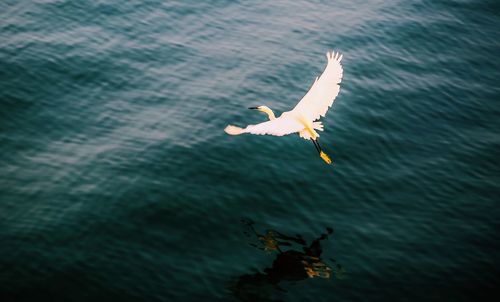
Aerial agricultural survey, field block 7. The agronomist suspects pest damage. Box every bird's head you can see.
[249,106,275,120]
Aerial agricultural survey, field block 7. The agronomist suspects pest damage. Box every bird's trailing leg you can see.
[298,116,332,165]
[312,138,321,153]
[311,138,332,165]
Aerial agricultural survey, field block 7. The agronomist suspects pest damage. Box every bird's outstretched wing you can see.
[225,117,304,137]
[292,51,343,122]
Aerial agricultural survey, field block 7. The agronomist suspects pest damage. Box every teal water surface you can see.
[1,0,499,301]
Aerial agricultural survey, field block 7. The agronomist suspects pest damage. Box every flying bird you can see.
[224,51,343,164]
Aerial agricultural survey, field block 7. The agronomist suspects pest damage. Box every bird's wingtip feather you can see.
[326,50,343,63]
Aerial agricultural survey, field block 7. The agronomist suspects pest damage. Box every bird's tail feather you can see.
[312,121,324,131]
[224,125,245,135]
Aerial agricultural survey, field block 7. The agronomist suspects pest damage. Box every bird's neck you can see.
[262,108,276,120]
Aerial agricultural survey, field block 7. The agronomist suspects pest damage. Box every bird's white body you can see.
[224,51,343,164]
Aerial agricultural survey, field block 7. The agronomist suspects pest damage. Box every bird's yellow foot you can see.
[319,151,332,165]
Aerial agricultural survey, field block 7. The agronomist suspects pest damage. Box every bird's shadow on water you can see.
[228,218,344,302]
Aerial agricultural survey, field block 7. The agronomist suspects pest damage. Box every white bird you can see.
[224,51,343,164]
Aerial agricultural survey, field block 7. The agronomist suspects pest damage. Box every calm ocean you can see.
[1,0,499,301]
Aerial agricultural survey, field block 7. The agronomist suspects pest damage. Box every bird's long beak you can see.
[248,107,259,110]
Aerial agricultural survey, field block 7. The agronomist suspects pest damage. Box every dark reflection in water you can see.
[230,219,344,301]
